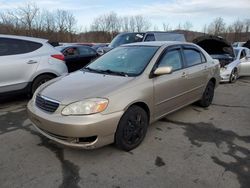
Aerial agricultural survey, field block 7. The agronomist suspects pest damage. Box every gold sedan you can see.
[28,41,220,151]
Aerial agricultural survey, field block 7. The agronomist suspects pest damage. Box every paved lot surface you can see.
[0,77,250,188]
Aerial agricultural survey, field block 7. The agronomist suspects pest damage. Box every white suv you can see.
[0,35,68,96]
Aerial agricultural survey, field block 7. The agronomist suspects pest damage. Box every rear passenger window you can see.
[0,38,42,56]
[158,49,182,71]
[78,47,96,56]
[183,49,203,67]
[144,34,155,42]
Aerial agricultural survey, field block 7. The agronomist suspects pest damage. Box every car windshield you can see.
[109,33,145,48]
[85,46,158,76]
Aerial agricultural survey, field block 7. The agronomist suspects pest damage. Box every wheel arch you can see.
[32,72,57,83]
[209,77,216,86]
[126,101,151,122]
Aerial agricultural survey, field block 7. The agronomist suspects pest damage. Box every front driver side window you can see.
[158,49,182,71]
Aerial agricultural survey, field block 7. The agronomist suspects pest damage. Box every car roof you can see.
[0,34,48,43]
[122,41,192,47]
[56,45,93,49]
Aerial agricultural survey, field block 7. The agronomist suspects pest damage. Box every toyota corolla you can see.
[28,41,220,151]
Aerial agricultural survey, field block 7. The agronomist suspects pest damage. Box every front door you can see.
[153,47,187,119]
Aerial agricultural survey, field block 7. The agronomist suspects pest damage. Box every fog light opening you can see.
[78,136,97,143]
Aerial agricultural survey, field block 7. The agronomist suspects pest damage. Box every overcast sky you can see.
[1,0,250,31]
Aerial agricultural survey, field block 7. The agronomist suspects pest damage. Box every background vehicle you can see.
[0,34,68,96]
[91,43,109,51]
[194,35,240,83]
[233,42,246,48]
[28,41,220,151]
[56,45,98,72]
[97,32,186,55]
[234,47,250,77]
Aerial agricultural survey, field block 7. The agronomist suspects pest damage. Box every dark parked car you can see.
[56,45,98,72]
[97,32,186,55]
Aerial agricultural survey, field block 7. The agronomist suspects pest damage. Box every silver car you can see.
[0,34,68,96]
[28,41,220,151]
[194,36,240,83]
[234,47,250,77]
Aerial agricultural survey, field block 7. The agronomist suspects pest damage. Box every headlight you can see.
[62,98,108,115]
[220,67,227,71]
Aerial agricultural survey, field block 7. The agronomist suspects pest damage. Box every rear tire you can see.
[229,68,238,83]
[115,106,149,151]
[31,74,55,95]
[198,81,215,107]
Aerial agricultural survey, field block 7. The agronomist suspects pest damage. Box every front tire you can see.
[198,81,215,107]
[229,68,238,83]
[115,106,149,151]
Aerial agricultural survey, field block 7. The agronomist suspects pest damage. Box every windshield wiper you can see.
[83,67,102,73]
[83,67,128,77]
[101,69,128,77]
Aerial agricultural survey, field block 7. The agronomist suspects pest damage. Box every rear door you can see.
[153,46,188,119]
[0,37,42,93]
[182,46,209,101]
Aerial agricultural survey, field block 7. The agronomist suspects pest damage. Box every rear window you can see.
[0,38,42,56]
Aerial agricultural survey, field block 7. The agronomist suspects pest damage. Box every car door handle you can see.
[181,72,187,78]
[27,60,38,64]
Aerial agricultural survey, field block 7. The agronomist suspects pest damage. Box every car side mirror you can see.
[97,48,104,56]
[154,66,172,76]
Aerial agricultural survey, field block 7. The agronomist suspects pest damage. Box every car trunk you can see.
[193,35,235,67]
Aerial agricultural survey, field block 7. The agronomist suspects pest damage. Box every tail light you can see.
[51,54,65,61]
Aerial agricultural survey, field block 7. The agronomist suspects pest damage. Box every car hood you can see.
[39,71,134,104]
[193,35,235,58]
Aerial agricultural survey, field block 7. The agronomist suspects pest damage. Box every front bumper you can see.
[220,69,231,82]
[27,100,124,149]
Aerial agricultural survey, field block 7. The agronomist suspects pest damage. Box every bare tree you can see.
[55,10,68,32]
[183,21,193,31]
[162,22,171,31]
[42,10,56,33]
[244,19,250,33]
[129,16,136,32]
[121,16,129,32]
[17,3,39,35]
[202,24,207,34]
[230,19,244,41]
[134,15,151,32]
[208,17,226,35]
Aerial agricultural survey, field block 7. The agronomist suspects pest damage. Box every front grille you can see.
[35,95,59,113]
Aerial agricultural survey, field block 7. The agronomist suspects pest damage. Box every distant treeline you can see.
[0,3,250,43]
